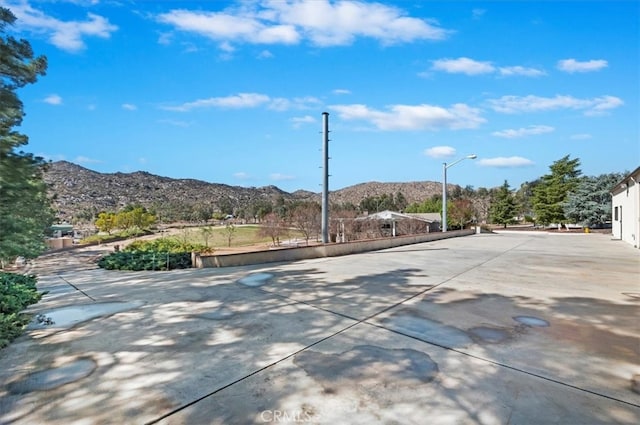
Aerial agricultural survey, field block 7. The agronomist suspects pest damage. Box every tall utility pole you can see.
[321,112,330,243]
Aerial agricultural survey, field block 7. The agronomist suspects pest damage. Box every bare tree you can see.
[330,208,358,242]
[396,218,427,235]
[290,202,321,245]
[258,212,287,246]
[223,222,236,247]
[354,218,385,240]
[200,226,214,248]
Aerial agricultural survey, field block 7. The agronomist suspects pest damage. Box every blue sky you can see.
[4,0,639,192]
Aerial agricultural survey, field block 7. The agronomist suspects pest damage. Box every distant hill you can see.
[44,161,451,222]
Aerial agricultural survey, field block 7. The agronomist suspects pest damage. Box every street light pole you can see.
[442,154,477,232]
[442,161,448,232]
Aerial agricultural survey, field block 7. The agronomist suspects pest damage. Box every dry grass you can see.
[169,225,309,250]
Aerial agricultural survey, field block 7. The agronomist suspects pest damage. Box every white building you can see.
[611,166,640,248]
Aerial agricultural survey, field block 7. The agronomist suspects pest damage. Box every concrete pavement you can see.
[1,231,639,424]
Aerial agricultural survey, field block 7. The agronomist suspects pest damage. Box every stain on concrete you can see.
[197,306,235,320]
[631,374,640,394]
[294,345,439,395]
[8,358,97,394]
[381,314,473,348]
[29,301,144,330]
[513,315,550,327]
[468,326,511,344]
[547,317,640,364]
[237,272,273,287]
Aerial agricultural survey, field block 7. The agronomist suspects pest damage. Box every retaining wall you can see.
[194,229,474,268]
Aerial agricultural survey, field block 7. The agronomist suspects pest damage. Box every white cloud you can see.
[156,9,299,46]
[234,172,251,180]
[257,49,274,59]
[156,1,450,49]
[330,102,486,131]
[75,156,101,164]
[122,103,137,111]
[6,0,117,52]
[424,146,456,159]
[583,95,623,116]
[157,119,193,127]
[138,157,147,164]
[63,1,100,5]
[158,32,173,45]
[38,152,65,162]
[487,94,623,116]
[333,88,351,95]
[492,125,554,139]
[44,94,62,105]
[270,173,295,181]
[290,115,316,128]
[570,133,592,140]
[219,41,235,53]
[498,66,546,77]
[430,58,546,78]
[478,157,534,168]
[557,58,608,73]
[162,93,271,112]
[472,9,486,19]
[162,93,321,113]
[431,57,494,75]
[268,96,322,111]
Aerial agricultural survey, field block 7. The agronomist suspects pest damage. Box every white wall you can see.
[611,168,640,248]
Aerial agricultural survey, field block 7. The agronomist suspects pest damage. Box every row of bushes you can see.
[97,251,192,271]
[97,237,209,271]
[1,273,42,348]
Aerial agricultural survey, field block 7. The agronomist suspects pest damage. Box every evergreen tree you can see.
[564,173,623,226]
[0,8,53,266]
[489,180,517,228]
[394,191,408,211]
[514,180,539,219]
[532,155,581,226]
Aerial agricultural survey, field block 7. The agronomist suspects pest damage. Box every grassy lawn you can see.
[173,225,306,248]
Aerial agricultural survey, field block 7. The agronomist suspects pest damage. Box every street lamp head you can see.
[467,154,477,160]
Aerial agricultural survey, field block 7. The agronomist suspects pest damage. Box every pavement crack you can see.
[56,274,96,301]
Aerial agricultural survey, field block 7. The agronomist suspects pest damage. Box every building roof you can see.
[611,166,640,195]
[405,213,442,223]
[358,210,439,222]
[50,224,74,231]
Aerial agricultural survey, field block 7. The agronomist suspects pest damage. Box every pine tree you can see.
[564,173,623,226]
[0,7,53,266]
[532,155,581,226]
[489,180,517,228]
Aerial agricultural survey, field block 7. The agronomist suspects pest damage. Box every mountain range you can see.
[44,161,449,222]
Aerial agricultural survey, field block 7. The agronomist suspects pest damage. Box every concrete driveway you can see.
[1,232,638,424]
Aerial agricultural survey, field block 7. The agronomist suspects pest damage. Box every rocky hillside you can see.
[44,161,450,222]
[329,181,445,207]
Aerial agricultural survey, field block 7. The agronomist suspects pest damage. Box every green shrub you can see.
[97,251,193,271]
[124,237,207,253]
[1,272,42,348]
